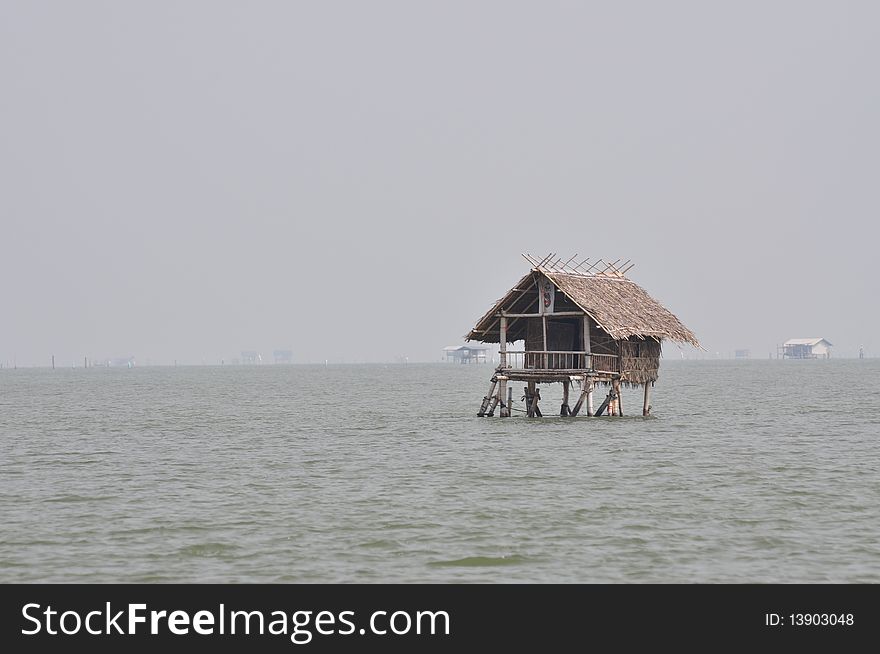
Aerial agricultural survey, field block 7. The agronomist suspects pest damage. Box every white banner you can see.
[540,279,555,314]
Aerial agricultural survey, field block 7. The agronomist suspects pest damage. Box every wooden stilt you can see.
[570,376,589,416]
[643,382,652,416]
[497,315,508,418]
[613,379,623,416]
[594,390,613,417]
[487,394,500,417]
[506,386,513,417]
[477,378,498,416]
[533,386,542,417]
[561,379,570,416]
[526,381,536,417]
[570,390,586,416]
[587,381,594,416]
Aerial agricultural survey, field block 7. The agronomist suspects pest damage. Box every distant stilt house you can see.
[273,349,293,364]
[443,344,491,364]
[735,349,750,359]
[778,338,832,359]
[241,351,261,364]
[466,254,700,417]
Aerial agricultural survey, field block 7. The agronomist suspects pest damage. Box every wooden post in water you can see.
[498,375,510,417]
[498,316,508,417]
[526,381,536,417]
[51,355,55,370]
[587,381,594,416]
[613,379,623,416]
[507,386,513,416]
[478,378,498,416]
[561,378,570,416]
[498,378,508,417]
[487,394,500,416]
[643,382,651,416]
[594,390,613,417]
[570,375,589,416]
[498,378,508,416]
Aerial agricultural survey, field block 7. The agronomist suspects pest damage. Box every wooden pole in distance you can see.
[643,382,652,416]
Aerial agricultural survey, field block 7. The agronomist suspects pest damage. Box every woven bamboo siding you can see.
[618,338,662,384]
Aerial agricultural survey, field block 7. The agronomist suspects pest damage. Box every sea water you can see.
[1,360,878,582]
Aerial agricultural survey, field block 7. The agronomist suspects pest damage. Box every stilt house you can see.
[467,254,700,417]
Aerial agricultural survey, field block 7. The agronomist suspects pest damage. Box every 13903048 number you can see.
[790,614,854,626]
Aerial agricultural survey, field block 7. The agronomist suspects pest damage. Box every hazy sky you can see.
[2,1,878,365]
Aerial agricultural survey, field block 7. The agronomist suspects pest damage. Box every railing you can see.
[590,353,619,373]
[503,351,581,370]
[501,351,619,373]
[504,350,620,373]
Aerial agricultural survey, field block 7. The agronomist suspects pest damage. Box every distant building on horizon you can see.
[273,349,293,364]
[240,351,261,364]
[779,338,833,359]
[734,349,750,359]
[92,356,135,368]
[443,344,491,364]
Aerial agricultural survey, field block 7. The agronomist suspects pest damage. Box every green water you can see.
[1,360,878,582]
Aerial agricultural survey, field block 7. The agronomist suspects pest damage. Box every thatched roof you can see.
[546,271,699,345]
[466,262,700,347]
[784,338,832,347]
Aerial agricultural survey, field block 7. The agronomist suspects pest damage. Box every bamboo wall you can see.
[618,338,661,384]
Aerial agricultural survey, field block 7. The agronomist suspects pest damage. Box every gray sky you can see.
[2,1,877,365]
